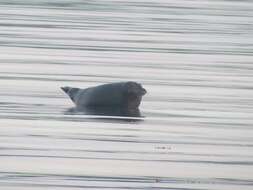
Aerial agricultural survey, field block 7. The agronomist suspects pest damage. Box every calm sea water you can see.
[0,0,253,189]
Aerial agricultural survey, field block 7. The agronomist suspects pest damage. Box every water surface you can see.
[0,0,253,189]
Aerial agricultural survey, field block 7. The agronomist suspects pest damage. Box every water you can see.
[0,0,253,189]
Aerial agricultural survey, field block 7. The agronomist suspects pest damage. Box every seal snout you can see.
[140,87,147,95]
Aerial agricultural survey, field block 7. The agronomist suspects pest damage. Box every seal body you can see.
[61,81,146,109]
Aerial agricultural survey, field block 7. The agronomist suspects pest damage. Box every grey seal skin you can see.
[66,106,142,118]
[61,81,147,110]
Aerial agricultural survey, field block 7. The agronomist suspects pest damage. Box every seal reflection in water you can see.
[61,81,147,117]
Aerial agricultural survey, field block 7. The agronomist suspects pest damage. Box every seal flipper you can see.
[61,86,70,94]
[61,86,80,103]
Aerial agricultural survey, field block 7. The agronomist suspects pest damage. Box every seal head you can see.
[124,82,146,109]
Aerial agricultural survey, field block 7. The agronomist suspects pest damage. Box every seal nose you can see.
[141,87,147,95]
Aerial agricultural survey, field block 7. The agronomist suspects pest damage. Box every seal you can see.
[61,81,146,110]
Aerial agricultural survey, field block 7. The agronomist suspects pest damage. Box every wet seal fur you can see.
[61,82,146,116]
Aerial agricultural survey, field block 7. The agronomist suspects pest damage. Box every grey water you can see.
[0,0,253,189]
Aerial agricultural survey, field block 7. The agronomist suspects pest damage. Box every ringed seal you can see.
[61,81,147,110]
